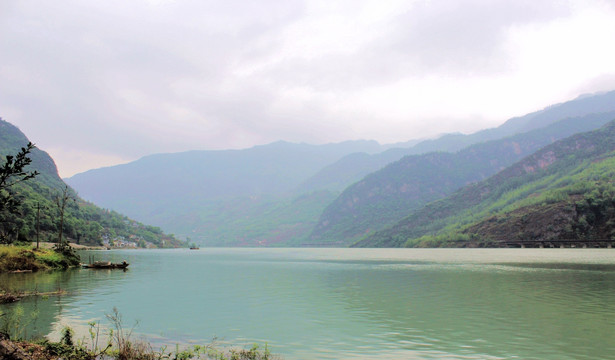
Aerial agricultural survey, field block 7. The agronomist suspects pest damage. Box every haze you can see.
[1,0,615,177]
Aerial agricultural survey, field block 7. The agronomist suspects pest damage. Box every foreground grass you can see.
[0,245,80,273]
[0,307,279,360]
[1,336,277,360]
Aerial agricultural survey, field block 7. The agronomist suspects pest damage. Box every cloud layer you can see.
[2,0,615,176]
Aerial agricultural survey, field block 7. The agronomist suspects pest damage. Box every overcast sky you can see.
[2,0,615,177]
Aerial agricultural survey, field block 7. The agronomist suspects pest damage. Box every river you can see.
[1,248,614,359]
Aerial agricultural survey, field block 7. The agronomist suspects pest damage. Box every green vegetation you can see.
[0,245,80,272]
[356,119,615,247]
[0,118,184,248]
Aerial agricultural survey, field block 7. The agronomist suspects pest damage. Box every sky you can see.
[1,0,615,178]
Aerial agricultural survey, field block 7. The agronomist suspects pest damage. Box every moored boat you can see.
[82,260,129,269]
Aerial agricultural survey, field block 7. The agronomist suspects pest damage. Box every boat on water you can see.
[189,247,200,250]
[82,260,129,269]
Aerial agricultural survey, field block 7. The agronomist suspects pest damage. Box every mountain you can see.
[297,90,615,195]
[0,120,63,190]
[309,111,615,245]
[295,147,414,193]
[356,119,615,247]
[64,90,615,247]
[409,90,615,154]
[65,140,389,246]
[0,118,184,248]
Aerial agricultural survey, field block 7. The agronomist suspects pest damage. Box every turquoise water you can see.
[2,248,615,359]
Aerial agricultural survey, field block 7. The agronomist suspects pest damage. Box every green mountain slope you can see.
[310,112,615,245]
[0,118,184,248]
[356,119,615,247]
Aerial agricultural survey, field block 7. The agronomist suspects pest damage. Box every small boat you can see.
[189,247,200,250]
[82,261,129,269]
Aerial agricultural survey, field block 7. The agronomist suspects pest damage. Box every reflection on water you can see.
[2,248,615,359]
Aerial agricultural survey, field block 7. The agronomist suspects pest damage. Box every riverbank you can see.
[0,245,80,273]
[30,242,107,251]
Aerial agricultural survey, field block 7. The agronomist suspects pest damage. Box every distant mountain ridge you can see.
[409,90,615,153]
[297,90,615,194]
[67,140,388,218]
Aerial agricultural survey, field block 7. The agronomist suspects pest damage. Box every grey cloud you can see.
[1,0,613,176]
[255,0,574,91]
[385,0,572,74]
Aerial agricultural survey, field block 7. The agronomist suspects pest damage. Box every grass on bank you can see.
[0,244,80,272]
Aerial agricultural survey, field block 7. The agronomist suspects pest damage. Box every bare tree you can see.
[55,185,74,249]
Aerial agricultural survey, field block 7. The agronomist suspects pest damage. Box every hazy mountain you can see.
[65,140,390,245]
[0,118,184,247]
[356,119,615,247]
[295,147,415,193]
[409,90,615,153]
[309,111,615,246]
[297,90,615,194]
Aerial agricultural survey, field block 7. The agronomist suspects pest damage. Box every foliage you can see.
[0,142,40,244]
[0,304,34,340]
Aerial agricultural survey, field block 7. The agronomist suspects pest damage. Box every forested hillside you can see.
[310,112,615,245]
[0,118,184,248]
[356,119,615,247]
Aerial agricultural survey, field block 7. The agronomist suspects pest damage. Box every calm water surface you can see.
[2,248,615,359]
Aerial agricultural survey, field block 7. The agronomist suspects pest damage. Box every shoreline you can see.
[30,242,107,251]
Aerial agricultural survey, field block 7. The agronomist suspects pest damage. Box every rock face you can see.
[465,194,615,245]
[0,333,35,360]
